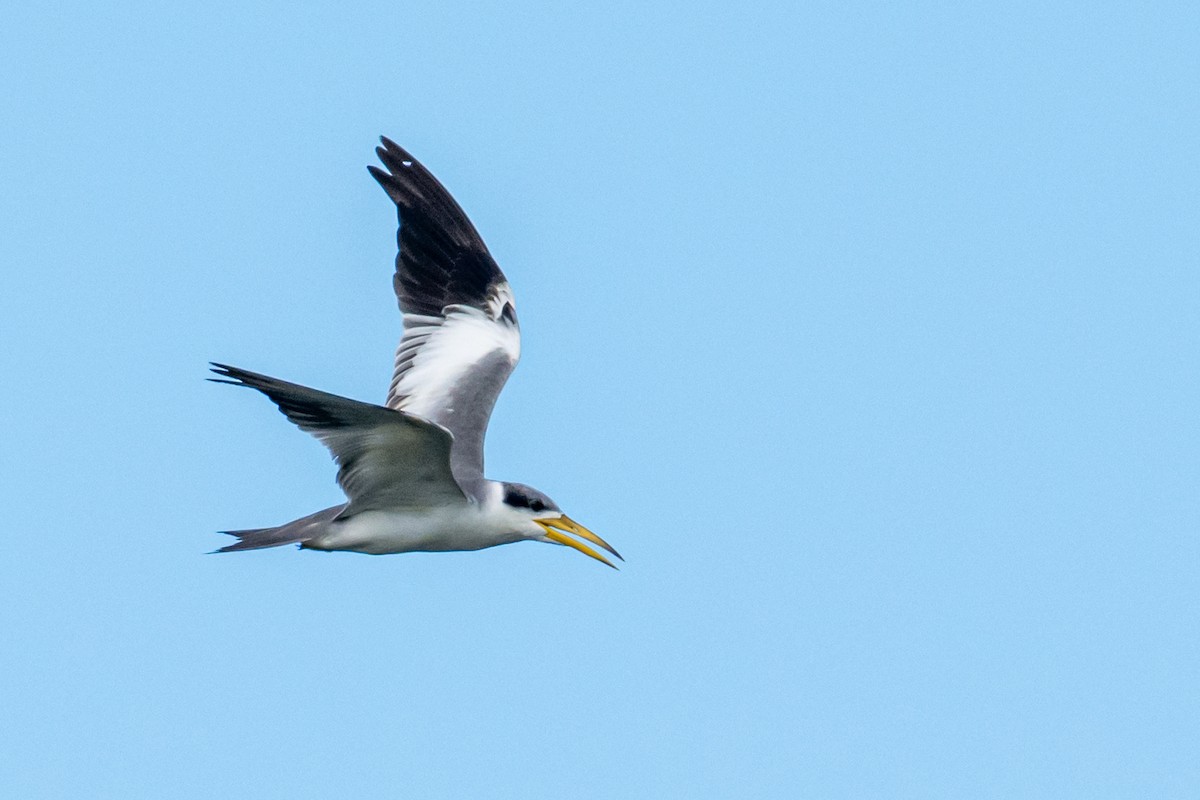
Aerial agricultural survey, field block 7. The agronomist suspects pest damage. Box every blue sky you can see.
[1,1,1197,797]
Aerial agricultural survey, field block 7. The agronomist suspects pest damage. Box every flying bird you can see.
[210,138,620,568]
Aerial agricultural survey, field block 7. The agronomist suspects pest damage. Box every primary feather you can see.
[209,363,465,512]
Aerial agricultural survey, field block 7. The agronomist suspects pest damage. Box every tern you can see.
[210,138,620,568]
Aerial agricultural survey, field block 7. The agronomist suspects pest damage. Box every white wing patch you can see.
[386,284,521,422]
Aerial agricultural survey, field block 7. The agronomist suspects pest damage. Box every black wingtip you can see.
[367,148,415,199]
[207,363,276,391]
[208,362,268,381]
[366,164,393,192]
[208,362,242,384]
[374,138,422,179]
[378,136,412,162]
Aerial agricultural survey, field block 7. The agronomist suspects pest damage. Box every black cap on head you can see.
[501,482,560,514]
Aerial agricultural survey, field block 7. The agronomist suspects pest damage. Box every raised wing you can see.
[210,363,466,512]
[367,138,520,495]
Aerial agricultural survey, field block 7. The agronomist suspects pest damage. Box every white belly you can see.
[306,504,521,555]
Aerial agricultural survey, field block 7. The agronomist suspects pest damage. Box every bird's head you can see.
[500,482,622,569]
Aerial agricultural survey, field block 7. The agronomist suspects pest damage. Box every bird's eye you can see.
[530,500,545,512]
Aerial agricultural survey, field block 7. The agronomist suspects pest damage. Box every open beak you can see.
[536,515,623,569]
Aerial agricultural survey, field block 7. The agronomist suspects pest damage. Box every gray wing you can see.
[210,363,467,512]
[367,138,520,497]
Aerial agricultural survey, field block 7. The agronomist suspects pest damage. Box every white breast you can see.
[306,502,524,555]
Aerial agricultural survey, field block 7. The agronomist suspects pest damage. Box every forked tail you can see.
[215,505,345,553]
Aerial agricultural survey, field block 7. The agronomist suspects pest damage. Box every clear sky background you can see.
[1,2,1197,798]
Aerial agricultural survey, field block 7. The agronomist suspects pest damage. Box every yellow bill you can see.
[536,515,622,569]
